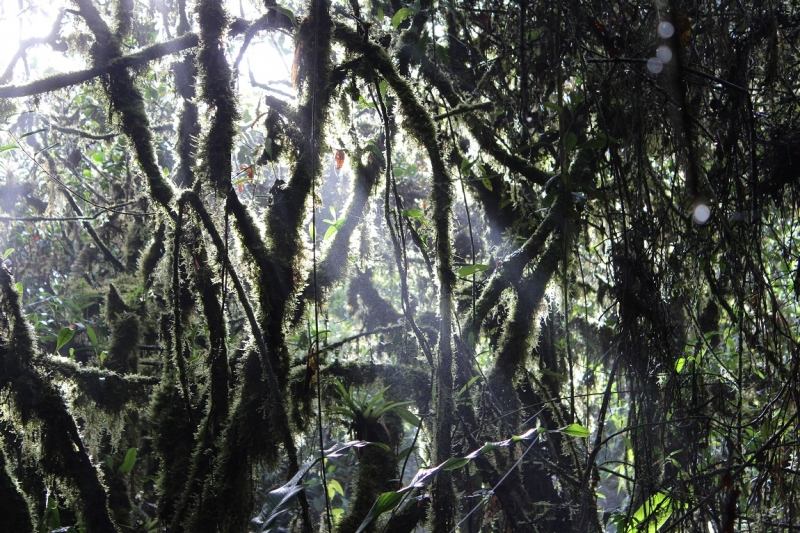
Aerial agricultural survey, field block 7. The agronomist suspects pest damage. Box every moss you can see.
[150,376,196,527]
[105,285,142,375]
[336,414,402,533]
[0,264,118,533]
[0,444,35,531]
[139,223,166,288]
[189,349,282,533]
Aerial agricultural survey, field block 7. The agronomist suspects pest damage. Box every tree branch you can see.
[0,33,199,98]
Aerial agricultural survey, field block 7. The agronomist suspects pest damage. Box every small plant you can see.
[330,380,419,435]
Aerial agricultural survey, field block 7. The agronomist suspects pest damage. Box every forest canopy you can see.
[1,0,800,532]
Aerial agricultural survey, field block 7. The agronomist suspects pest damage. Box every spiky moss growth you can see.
[150,375,196,527]
[139,223,166,288]
[175,101,200,188]
[264,0,333,323]
[186,230,230,433]
[43,357,157,415]
[0,418,47,515]
[174,54,198,100]
[105,284,141,375]
[293,151,382,325]
[488,242,563,415]
[462,191,567,345]
[336,413,403,533]
[73,0,174,211]
[188,349,283,533]
[332,26,458,532]
[0,430,35,531]
[113,0,134,39]
[0,266,118,533]
[196,0,238,192]
[122,201,151,272]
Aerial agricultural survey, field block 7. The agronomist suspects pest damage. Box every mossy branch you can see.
[0,265,119,533]
[0,33,200,98]
[72,0,176,213]
[293,149,382,324]
[333,23,458,531]
[417,56,549,186]
[462,191,572,344]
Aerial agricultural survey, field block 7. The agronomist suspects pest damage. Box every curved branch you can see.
[0,33,199,99]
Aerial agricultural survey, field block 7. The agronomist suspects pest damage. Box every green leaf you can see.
[118,448,138,474]
[558,423,590,438]
[528,28,544,40]
[395,406,421,427]
[564,132,578,154]
[0,144,18,152]
[355,491,404,533]
[2,248,13,259]
[19,127,47,139]
[623,492,674,533]
[324,218,346,240]
[402,209,424,219]
[481,177,493,191]
[391,7,413,30]
[458,264,490,277]
[14,282,22,295]
[273,4,298,26]
[86,325,98,349]
[327,479,345,500]
[458,375,481,396]
[675,357,685,373]
[99,351,107,366]
[56,326,76,353]
[441,457,470,471]
[92,152,103,162]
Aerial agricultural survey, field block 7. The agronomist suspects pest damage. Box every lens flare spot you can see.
[647,58,664,74]
[656,45,672,63]
[658,21,675,39]
[693,203,711,225]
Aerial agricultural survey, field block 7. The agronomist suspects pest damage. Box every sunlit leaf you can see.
[557,423,590,438]
[442,457,470,470]
[392,7,413,30]
[355,491,404,533]
[623,491,674,533]
[86,325,98,349]
[56,327,76,353]
[327,479,345,500]
[458,264,490,277]
[118,448,138,474]
[395,406,421,427]
[19,128,47,139]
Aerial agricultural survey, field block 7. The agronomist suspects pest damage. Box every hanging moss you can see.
[189,349,283,533]
[105,284,141,375]
[74,0,175,212]
[150,376,196,528]
[0,266,118,533]
[0,427,35,531]
[139,223,166,288]
[336,414,402,533]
